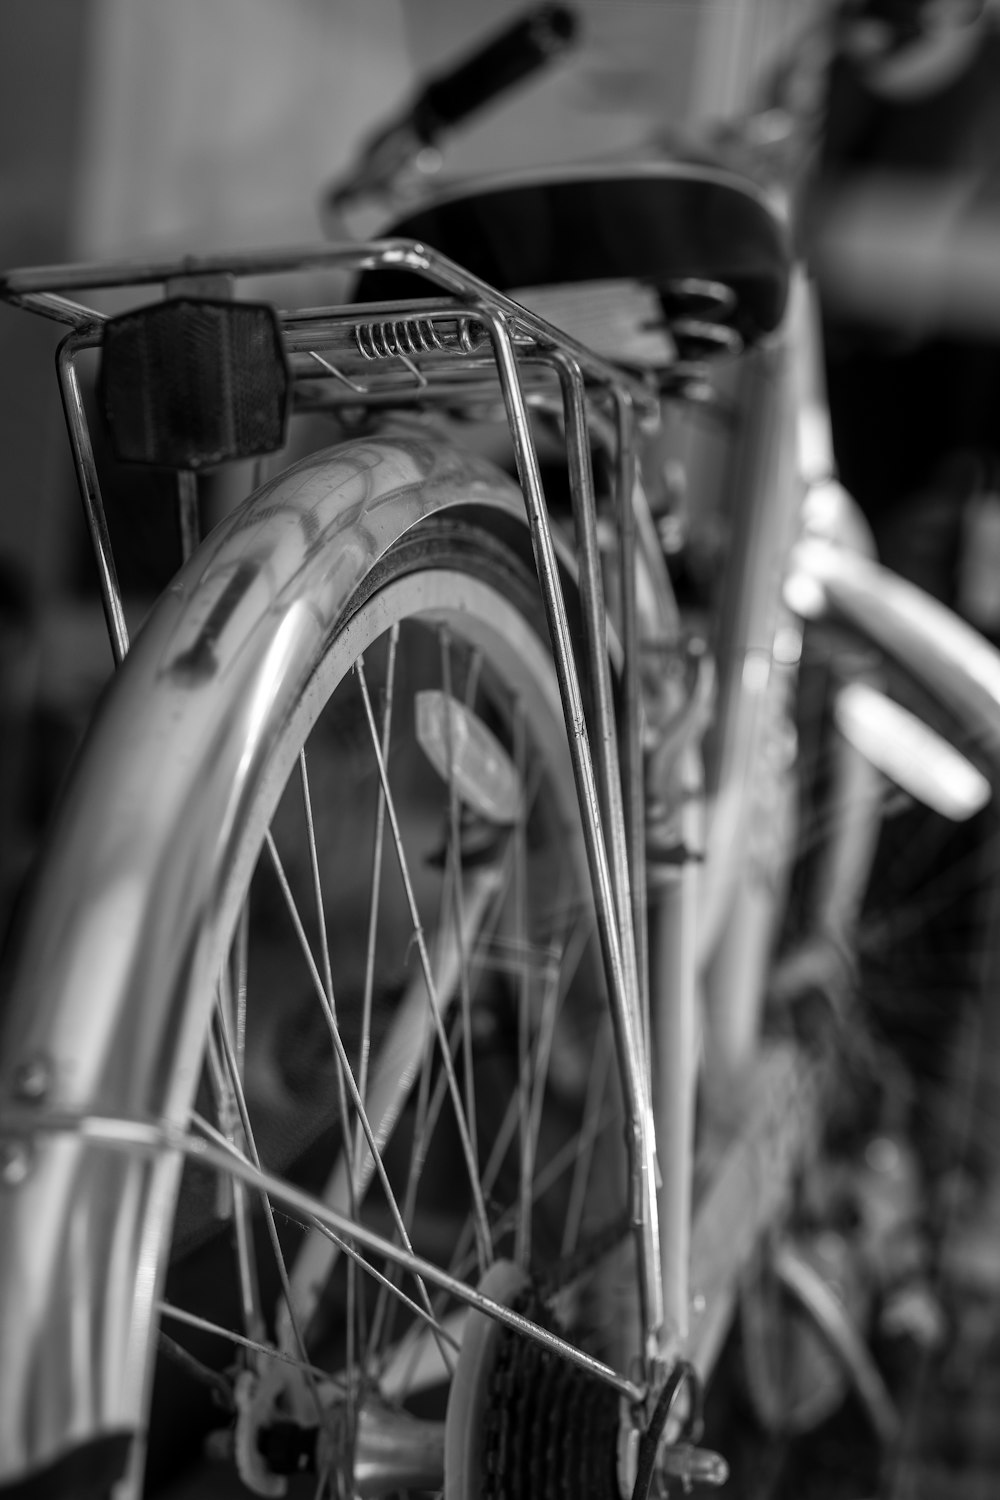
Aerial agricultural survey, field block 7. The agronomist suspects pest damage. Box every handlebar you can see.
[326,3,578,210]
[411,2,577,137]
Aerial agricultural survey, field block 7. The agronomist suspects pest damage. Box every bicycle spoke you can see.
[864,838,992,947]
[366,1014,450,1375]
[354,654,495,1272]
[228,909,263,1337]
[233,902,249,1069]
[54,1108,640,1401]
[203,1019,233,1217]
[157,1328,235,1408]
[190,1110,459,1369]
[264,831,449,1360]
[158,1298,342,1388]
[436,890,595,1287]
[0,493,651,1500]
[452,1097,621,1286]
[446,1056,620,1292]
[385,1096,621,1388]
[365,866,510,1374]
[280,843,506,1384]
[563,1043,615,1260]
[356,622,399,1142]
[307,1218,461,1359]
[528,894,586,1175]
[213,969,267,1346]
[514,699,534,1266]
[209,1007,325,1420]
[439,626,480,1176]
[378,1308,466,1400]
[297,744,363,1423]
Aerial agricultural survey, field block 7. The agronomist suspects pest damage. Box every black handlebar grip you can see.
[410,4,578,142]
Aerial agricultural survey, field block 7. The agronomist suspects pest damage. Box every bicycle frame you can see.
[5,228,1000,1494]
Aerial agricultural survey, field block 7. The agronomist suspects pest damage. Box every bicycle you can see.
[2,6,1000,1499]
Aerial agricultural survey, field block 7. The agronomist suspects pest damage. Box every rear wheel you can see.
[145,519,634,1496]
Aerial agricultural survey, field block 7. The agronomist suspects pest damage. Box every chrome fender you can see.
[0,433,528,1488]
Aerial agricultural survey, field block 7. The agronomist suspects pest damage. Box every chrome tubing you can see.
[484,310,664,1360]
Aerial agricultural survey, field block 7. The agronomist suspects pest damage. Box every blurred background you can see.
[0,0,801,606]
[0,0,804,925]
[6,5,1000,1495]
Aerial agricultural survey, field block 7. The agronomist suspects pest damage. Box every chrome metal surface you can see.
[0,434,528,1485]
[56,332,129,665]
[5,288,104,329]
[485,309,664,1358]
[649,739,702,1355]
[348,1401,445,1496]
[3,173,996,1500]
[0,1109,647,1408]
[698,328,800,1007]
[550,351,640,1023]
[657,1443,729,1488]
[791,536,1000,775]
[1,240,660,419]
[834,678,990,819]
[354,311,486,361]
[612,388,648,1034]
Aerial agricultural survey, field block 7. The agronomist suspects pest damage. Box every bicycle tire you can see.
[0,435,636,1498]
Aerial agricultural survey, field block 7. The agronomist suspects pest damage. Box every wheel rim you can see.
[148,543,633,1494]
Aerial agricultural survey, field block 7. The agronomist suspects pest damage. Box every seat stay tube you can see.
[548,352,643,1024]
[611,387,650,1041]
[485,310,664,1362]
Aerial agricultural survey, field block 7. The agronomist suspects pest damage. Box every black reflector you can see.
[99,298,290,470]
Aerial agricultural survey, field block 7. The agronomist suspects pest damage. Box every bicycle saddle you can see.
[355,161,791,361]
